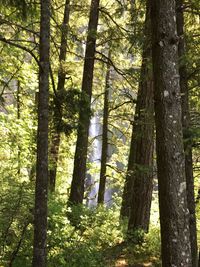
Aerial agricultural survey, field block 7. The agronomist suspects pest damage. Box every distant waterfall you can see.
[86,114,101,206]
[86,112,116,206]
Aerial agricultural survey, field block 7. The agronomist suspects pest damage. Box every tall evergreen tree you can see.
[127,0,154,232]
[121,1,154,233]
[49,0,71,193]
[32,0,50,266]
[151,0,192,265]
[176,0,198,265]
[69,0,100,205]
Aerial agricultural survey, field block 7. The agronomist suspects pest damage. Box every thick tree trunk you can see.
[151,0,192,266]
[121,2,154,232]
[97,52,111,204]
[176,1,198,266]
[49,0,70,193]
[32,0,50,267]
[69,0,100,205]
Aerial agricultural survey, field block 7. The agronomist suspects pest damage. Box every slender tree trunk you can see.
[151,0,192,266]
[69,0,100,205]
[17,80,21,177]
[176,1,198,266]
[97,51,111,204]
[32,0,50,266]
[121,2,154,231]
[49,0,70,193]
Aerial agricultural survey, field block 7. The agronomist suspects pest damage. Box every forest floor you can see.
[114,257,155,267]
[103,242,160,267]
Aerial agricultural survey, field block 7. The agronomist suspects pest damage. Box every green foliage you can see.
[51,88,92,135]
[104,225,161,267]
[48,197,162,267]
[0,105,35,267]
[2,193,161,267]
[0,0,37,19]
[47,198,125,267]
[0,0,199,266]
[0,0,27,17]
[144,227,161,258]
[127,228,146,244]
[126,227,161,266]
[0,181,34,267]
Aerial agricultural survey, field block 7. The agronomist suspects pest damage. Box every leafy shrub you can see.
[47,197,124,267]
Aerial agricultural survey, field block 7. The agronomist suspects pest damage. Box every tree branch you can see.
[0,35,40,66]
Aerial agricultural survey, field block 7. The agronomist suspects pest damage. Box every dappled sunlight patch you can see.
[115,257,128,267]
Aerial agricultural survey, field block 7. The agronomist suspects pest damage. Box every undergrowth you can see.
[47,196,161,267]
[0,194,162,266]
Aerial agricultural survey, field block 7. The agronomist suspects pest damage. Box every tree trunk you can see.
[49,0,70,193]
[32,0,50,266]
[121,2,154,232]
[17,80,21,177]
[176,1,198,266]
[151,0,192,266]
[69,0,100,205]
[128,2,154,232]
[97,51,111,204]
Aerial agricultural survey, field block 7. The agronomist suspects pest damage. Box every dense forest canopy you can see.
[0,0,199,266]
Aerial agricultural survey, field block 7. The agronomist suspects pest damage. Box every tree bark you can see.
[69,0,100,205]
[121,1,154,232]
[176,1,198,266]
[49,0,70,193]
[32,0,50,266]
[151,0,192,266]
[97,51,111,204]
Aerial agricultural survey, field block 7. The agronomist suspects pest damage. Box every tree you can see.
[68,0,100,205]
[0,0,199,265]
[127,0,154,233]
[97,50,111,204]
[151,0,192,265]
[121,1,154,233]
[32,0,50,266]
[176,1,198,266]
[49,0,71,193]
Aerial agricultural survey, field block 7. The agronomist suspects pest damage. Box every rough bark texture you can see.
[32,0,50,267]
[151,0,192,266]
[121,2,154,232]
[69,0,100,205]
[176,1,198,266]
[97,53,110,204]
[49,0,70,193]
[176,1,198,265]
